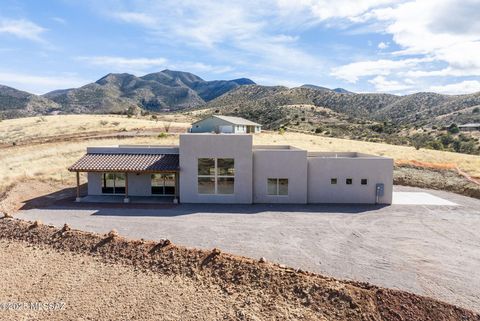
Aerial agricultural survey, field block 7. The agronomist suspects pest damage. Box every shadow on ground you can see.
[18,185,387,216]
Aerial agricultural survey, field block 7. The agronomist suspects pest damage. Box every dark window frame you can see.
[102,172,126,194]
[267,178,289,196]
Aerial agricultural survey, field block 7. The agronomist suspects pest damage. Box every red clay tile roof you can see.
[68,153,179,172]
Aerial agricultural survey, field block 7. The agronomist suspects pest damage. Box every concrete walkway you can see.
[15,186,480,313]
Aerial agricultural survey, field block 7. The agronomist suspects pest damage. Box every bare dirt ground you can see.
[0,219,478,321]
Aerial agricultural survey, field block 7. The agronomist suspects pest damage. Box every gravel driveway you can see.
[15,186,480,313]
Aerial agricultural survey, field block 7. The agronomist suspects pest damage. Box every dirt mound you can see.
[394,165,480,199]
[0,219,478,321]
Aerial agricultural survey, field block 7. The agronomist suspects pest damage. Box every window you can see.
[346,178,353,185]
[151,174,176,195]
[267,178,288,195]
[102,173,125,194]
[330,178,337,184]
[197,158,235,194]
[361,178,368,185]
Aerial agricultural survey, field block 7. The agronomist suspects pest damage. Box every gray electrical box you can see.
[376,183,384,197]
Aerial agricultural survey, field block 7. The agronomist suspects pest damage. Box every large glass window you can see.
[198,158,215,175]
[267,178,288,196]
[197,158,234,194]
[151,174,176,195]
[102,173,125,194]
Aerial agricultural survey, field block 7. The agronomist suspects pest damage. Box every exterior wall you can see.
[127,173,152,196]
[190,117,231,133]
[87,172,103,195]
[253,149,308,204]
[179,134,253,203]
[307,156,393,204]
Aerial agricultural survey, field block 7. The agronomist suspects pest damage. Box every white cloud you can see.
[0,72,88,94]
[0,18,46,42]
[105,0,326,80]
[368,75,412,92]
[331,57,430,83]
[377,41,389,49]
[77,56,168,72]
[370,0,480,76]
[113,12,156,28]
[276,0,398,22]
[428,80,480,95]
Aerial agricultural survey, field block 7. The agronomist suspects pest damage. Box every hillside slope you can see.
[0,85,60,118]
[207,85,480,126]
[43,70,255,114]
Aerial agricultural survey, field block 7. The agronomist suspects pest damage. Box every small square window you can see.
[361,179,368,185]
[346,178,353,185]
[330,178,337,184]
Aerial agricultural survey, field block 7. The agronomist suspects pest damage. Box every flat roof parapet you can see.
[87,145,179,155]
[307,152,389,159]
[253,145,304,151]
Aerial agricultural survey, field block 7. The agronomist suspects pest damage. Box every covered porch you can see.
[68,153,180,204]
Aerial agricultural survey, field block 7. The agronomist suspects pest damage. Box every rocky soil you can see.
[394,165,480,199]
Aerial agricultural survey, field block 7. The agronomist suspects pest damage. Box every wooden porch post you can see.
[124,172,130,203]
[75,171,81,202]
[174,171,179,204]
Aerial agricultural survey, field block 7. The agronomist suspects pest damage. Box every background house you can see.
[190,115,261,134]
[459,123,480,131]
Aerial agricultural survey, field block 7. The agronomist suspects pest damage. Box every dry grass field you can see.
[1,114,479,196]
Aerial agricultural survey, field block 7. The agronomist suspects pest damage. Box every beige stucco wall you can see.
[253,148,308,204]
[307,156,393,204]
[179,134,253,203]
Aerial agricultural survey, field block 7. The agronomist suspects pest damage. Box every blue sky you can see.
[0,0,479,95]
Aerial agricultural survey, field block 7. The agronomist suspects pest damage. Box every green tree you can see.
[447,123,459,134]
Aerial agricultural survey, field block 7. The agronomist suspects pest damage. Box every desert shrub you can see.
[158,132,168,138]
[163,122,172,133]
[370,123,384,133]
[447,123,459,134]
[126,106,136,117]
[99,120,108,126]
[112,121,120,126]
[315,127,323,134]
[439,133,454,147]
[278,128,285,135]
[472,107,479,114]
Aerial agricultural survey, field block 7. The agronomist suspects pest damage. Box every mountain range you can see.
[1,70,479,126]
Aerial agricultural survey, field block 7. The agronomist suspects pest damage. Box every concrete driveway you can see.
[15,186,480,313]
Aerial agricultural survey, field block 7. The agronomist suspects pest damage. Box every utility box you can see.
[376,183,385,197]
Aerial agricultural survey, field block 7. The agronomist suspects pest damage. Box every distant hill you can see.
[0,85,60,119]
[205,85,480,126]
[300,84,353,94]
[41,70,256,114]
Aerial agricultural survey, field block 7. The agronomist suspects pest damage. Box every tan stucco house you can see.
[69,133,393,205]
